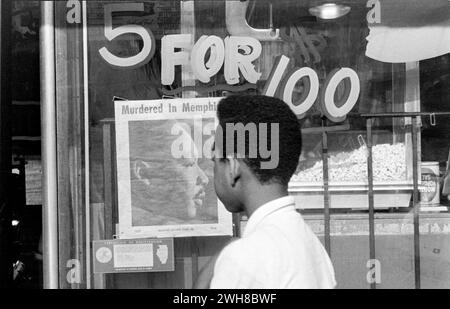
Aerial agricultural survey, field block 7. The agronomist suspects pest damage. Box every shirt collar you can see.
[243,195,295,237]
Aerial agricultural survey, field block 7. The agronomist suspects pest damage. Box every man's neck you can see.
[242,184,289,218]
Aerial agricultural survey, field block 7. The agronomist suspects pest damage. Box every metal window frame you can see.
[40,1,59,289]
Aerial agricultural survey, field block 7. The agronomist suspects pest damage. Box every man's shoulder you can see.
[219,236,252,256]
[217,233,271,260]
[218,228,283,262]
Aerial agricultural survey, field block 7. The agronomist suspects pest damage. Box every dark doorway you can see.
[1,1,42,289]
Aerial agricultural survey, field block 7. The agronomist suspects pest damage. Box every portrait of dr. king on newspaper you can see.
[115,97,232,238]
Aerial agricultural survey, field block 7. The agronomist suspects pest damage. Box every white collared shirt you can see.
[210,196,336,289]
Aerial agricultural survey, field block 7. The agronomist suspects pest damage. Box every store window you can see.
[50,0,450,288]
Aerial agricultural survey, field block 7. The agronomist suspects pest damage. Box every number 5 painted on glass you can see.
[99,3,155,69]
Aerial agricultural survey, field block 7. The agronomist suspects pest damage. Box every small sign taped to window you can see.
[93,238,174,274]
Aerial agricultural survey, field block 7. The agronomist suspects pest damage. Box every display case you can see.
[289,127,416,209]
[286,59,422,209]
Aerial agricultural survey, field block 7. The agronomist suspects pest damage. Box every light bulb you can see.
[309,3,351,20]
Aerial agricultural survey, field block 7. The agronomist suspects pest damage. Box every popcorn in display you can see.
[291,143,407,183]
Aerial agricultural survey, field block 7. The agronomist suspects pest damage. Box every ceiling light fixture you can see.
[309,3,351,20]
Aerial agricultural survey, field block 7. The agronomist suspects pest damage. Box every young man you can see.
[195,95,336,289]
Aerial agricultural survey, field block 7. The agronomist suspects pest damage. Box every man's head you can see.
[212,95,302,213]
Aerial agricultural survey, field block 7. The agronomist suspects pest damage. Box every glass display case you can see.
[289,126,417,209]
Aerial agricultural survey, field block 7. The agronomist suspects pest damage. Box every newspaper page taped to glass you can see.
[115,97,232,238]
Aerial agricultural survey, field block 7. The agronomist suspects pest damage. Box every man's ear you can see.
[133,160,151,186]
[226,155,241,187]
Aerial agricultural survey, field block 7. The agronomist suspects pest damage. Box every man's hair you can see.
[216,95,302,186]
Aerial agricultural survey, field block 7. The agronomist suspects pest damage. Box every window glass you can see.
[53,0,450,289]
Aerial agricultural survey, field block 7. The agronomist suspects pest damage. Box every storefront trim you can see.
[40,1,58,289]
[82,0,91,289]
